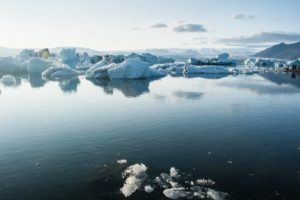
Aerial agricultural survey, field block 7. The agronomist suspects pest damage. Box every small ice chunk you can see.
[227,160,233,164]
[196,179,215,186]
[170,167,179,178]
[117,159,127,165]
[163,187,187,199]
[144,185,154,193]
[207,189,227,200]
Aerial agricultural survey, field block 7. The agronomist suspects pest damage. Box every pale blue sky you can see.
[0,0,299,50]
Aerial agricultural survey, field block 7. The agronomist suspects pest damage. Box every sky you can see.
[0,0,300,51]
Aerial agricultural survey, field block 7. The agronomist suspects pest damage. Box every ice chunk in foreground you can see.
[27,58,52,74]
[187,65,232,74]
[120,163,148,197]
[144,185,154,193]
[0,75,16,86]
[42,64,79,80]
[163,187,187,199]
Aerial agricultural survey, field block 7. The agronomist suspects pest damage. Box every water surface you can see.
[0,72,300,200]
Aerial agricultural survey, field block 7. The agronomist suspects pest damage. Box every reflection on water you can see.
[90,78,160,97]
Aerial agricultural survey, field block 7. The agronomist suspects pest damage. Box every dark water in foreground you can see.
[0,72,300,200]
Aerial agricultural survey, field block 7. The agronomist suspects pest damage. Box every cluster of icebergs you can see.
[119,163,227,200]
[0,48,245,81]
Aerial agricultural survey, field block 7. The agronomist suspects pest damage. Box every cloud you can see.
[150,23,168,28]
[173,24,206,33]
[218,32,300,47]
[231,13,256,20]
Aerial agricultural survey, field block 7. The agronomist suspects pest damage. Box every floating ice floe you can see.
[117,159,128,165]
[120,163,148,197]
[186,65,232,74]
[42,65,80,80]
[0,75,17,86]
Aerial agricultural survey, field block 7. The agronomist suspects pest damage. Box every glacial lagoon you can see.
[0,73,300,200]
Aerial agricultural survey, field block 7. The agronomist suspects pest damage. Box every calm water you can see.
[0,72,300,200]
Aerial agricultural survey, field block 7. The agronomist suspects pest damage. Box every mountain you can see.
[253,42,300,60]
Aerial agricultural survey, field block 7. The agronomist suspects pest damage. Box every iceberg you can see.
[108,58,165,79]
[27,58,52,74]
[186,65,232,74]
[42,64,79,80]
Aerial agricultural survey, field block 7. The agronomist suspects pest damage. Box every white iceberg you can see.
[108,58,151,79]
[108,58,165,79]
[59,48,78,68]
[187,65,232,74]
[27,58,52,74]
[0,75,16,86]
[42,64,79,80]
[120,163,148,197]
